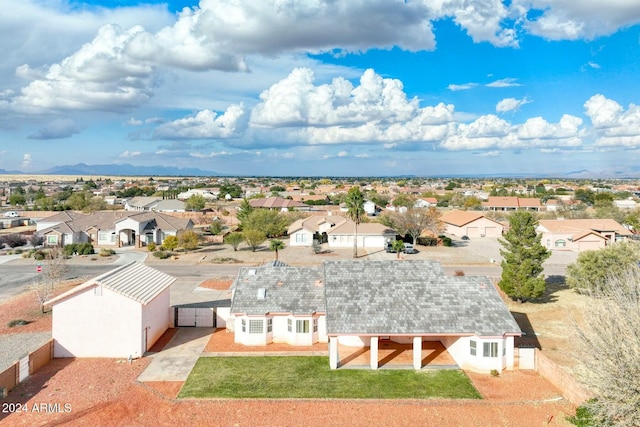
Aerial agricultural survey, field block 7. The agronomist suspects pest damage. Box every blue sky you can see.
[2,1,640,177]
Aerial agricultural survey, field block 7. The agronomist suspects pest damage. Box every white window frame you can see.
[313,318,318,333]
[249,319,263,334]
[470,340,476,356]
[296,319,309,334]
[287,318,292,332]
[267,318,273,333]
[241,318,246,333]
[483,342,498,358]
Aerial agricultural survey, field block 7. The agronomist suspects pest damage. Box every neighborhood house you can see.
[229,260,521,373]
[536,218,632,251]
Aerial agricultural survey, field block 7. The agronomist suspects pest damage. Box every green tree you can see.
[391,193,415,209]
[243,229,266,252]
[236,198,254,223]
[185,194,206,211]
[392,239,405,259]
[241,209,288,237]
[566,242,640,293]
[178,230,200,252]
[498,212,550,302]
[162,235,178,251]
[84,196,107,212]
[67,191,88,210]
[209,219,224,235]
[345,187,365,258]
[9,193,26,206]
[225,232,243,251]
[269,239,285,261]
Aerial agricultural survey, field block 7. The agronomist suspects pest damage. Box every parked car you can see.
[384,241,398,253]
[3,211,20,218]
[403,243,418,254]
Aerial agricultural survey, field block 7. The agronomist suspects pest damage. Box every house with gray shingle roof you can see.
[229,260,521,373]
[45,262,175,358]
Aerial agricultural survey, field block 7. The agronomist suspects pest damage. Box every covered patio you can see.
[337,340,457,369]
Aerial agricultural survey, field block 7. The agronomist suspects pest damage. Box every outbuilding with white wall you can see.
[46,262,175,359]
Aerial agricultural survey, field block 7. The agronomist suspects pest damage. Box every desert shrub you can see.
[33,250,46,260]
[417,237,438,246]
[440,236,452,246]
[7,319,29,327]
[63,243,95,256]
[0,234,27,248]
[566,401,597,427]
[99,248,115,257]
[153,250,171,259]
[30,234,44,247]
[454,270,465,277]
[13,248,23,254]
[147,242,156,252]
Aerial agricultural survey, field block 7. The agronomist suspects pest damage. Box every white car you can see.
[3,211,20,218]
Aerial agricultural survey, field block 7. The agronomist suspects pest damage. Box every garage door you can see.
[465,227,480,237]
[175,307,215,327]
[483,227,499,237]
[362,236,384,248]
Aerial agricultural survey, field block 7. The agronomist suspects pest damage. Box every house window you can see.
[483,342,498,358]
[296,320,309,334]
[47,235,58,245]
[241,318,246,333]
[249,320,263,334]
[295,233,306,243]
[313,318,318,333]
[287,318,292,332]
[94,286,102,296]
[267,318,273,333]
[555,239,566,248]
[470,340,476,356]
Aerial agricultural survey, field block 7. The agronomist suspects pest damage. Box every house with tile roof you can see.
[440,210,504,238]
[326,220,396,249]
[482,197,542,211]
[36,211,193,248]
[249,196,310,211]
[229,260,521,373]
[287,216,341,246]
[45,262,175,358]
[536,218,632,252]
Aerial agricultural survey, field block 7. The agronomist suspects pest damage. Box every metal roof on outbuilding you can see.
[46,261,175,306]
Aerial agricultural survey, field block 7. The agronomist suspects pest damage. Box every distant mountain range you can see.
[0,163,639,178]
[33,163,223,177]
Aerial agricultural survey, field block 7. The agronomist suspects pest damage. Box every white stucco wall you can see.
[234,314,326,346]
[140,288,171,352]
[288,230,314,246]
[52,286,144,358]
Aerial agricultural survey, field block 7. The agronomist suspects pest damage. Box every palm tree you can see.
[345,187,365,258]
[392,239,405,259]
[269,239,285,261]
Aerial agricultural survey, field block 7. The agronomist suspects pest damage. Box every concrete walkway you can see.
[138,327,213,382]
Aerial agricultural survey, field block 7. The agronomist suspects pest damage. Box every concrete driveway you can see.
[137,327,213,382]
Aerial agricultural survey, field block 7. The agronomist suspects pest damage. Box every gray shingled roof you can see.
[46,261,175,306]
[323,260,521,337]
[230,265,325,315]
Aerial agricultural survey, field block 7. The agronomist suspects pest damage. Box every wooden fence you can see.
[0,339,53,396]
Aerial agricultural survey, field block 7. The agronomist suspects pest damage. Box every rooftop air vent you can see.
[257,288,266,299]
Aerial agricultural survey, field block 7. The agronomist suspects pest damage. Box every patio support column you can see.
[413,336,422,370]
[370,336,379,370]
[329,336,339,369]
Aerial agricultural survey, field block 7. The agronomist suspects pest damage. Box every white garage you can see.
[46,262,175,359]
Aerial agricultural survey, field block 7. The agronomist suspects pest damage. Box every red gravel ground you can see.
[198,279,233,290]
[1,348,576,427]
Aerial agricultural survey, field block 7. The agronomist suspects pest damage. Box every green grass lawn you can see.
[178,357,481,399]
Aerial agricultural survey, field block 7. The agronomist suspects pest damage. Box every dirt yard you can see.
[1,355,575,427]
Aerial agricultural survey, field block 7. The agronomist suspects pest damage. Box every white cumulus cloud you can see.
[496,97,531,113]
[154,104,247,139]
[585,94,640,146]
